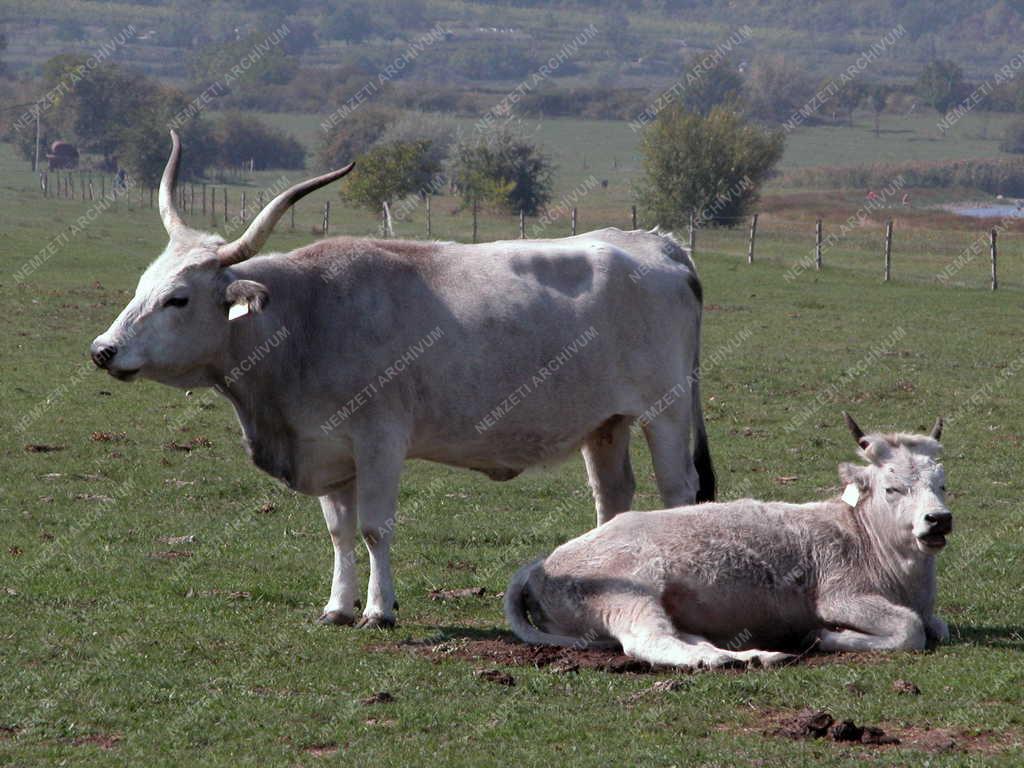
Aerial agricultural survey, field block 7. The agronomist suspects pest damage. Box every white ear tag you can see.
[228,302,250,321]
[841,483,860,508]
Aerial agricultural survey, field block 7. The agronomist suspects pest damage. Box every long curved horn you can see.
[218,162,355,267]
[843,411,867,446]
[930,416,943,441]
[159,130,187,236]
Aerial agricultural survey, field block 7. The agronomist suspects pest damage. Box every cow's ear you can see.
[838,462,869,489]
[223,279,269,319]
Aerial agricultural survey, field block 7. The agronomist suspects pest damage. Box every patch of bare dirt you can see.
[383,635,657,674]
[754,709,1020,754]
[360,691,395,706]
[70,733,122,749]
[303,742,339,757]
[24,444,65,453]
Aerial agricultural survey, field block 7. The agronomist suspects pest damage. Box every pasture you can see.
[2,135,1024,766]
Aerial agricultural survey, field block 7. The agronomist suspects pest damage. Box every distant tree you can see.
[452,129,554,215]
[40,57,162,165]
[916,59,965,115]
[823,79,865,126]
[341,139,442,210]
[278,19,318,55]
[118,99,217,186]
[1000,119,1024,154]
[679,57,744,116]
[743,56,816,124]
[637,105,784,229]
[317,105,397,169]
[869,84,889,136]
[215,111,305,170]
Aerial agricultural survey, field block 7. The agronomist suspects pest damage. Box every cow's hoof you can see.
[318,610,356,626]
[703,654,745,670]
[356,615,396,630]
[753,652,794,668]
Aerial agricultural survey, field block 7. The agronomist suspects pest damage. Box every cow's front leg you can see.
[354,433,406,629]
[817,595,927,652]
[317,481,358,625]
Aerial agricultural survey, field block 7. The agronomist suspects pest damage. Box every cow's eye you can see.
[164,296,189,308]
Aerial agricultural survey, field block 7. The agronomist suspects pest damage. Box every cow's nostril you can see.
[91,344,118,369]
[924,513,937,524]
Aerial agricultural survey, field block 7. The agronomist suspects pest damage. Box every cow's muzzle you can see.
[90,342,118,369]
[918,510,952,550]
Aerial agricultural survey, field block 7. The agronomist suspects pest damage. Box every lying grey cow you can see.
[90,132,714,628]
[505,414,952,669]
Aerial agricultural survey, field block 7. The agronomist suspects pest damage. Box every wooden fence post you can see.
[211,187,216,219]
[323,200,330,234]
[747,213,758,264]
[687,211,695,252]
[815,218,823,271]
[472,200,478,243]
[990,228,998,291]
[88,180,94,201]
[202,184,207,215]
[571,207,577,236]
[631,205,637,230]
[426,195,431,238]
[240,191,247,223]
[520,209,525,238]
[290,203,295,231]
[223,188,228,223]
[883,219,893,281]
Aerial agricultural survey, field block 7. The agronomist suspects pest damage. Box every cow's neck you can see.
[854,503,936,615]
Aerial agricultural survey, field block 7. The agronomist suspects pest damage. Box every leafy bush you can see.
[340,140,442,209]
[215,112,305,170]
[637,106,784,229]
[451,130,554,215]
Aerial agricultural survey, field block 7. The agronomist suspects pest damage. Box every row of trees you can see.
[8,55,305,185]
[318,107,554,216]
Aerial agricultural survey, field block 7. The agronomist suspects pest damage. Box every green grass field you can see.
[2,127,1024,766]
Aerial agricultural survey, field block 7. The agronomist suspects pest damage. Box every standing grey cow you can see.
[505,414,951,669]
[89,131,713,628]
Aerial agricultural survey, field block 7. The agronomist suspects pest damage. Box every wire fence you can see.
[32,170,1024,292]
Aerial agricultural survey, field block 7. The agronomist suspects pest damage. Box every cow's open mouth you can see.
[918,533,947,550]
[110,368,140,382]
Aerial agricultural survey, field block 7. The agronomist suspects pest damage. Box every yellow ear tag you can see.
[841,483,860,508]
[228,302,250,321]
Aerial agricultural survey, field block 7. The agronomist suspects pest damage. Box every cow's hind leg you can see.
[610,598,791,669]
[318,481,359,625]
[641,400,698,507]
[582,415,636,526]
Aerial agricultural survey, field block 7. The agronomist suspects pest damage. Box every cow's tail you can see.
[691,306,716,503]
[504,557,616,649]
